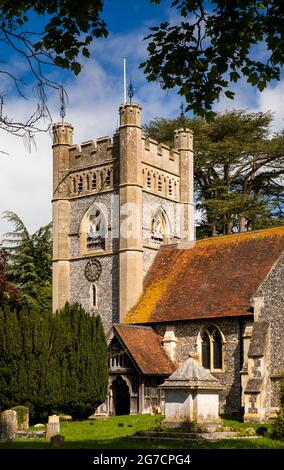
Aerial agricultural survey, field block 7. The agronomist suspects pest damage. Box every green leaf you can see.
[71,61,82,75]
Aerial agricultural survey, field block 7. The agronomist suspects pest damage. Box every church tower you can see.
[52,102,194,330]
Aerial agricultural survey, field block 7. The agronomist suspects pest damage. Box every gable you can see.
[112,324,176,375]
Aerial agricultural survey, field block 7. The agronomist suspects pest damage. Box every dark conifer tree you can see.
[0,303,108,420]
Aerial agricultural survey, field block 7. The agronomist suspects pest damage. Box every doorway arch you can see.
[111,376,130,415]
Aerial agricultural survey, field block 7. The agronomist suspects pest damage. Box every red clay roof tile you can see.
[125,227,284,324]
[113,324,176,375]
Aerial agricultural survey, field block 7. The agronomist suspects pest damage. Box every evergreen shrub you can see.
[0,303,108,421]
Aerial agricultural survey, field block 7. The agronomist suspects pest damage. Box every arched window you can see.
[201,331,210,369]
[212,329,222,369]
[151,207,170,244]
[147,171,151,188]
[80,205,107,255]
[199,325,224,371]
[92,285,97,307]
[86,208,106,250]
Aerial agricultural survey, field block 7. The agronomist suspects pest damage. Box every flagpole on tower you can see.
[123,57,127,103]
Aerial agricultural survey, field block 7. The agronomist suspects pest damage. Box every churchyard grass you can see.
[0,414,283,449]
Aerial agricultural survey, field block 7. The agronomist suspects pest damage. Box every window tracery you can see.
[198,325,224,371]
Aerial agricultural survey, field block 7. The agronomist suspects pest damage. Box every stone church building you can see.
[52,102,284,422]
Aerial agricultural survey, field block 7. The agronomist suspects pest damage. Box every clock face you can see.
[84,259,102,282]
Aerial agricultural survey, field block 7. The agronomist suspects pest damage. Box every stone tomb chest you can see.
[160,356,223,428]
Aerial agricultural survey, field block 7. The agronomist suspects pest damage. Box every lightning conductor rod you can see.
[123,57,127,103]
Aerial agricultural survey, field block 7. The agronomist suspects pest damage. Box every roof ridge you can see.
[195,225,284,247]
[114,323,153,330]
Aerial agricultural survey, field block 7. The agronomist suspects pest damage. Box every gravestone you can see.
[0,410,18,442]
[46,414,60,439]
[12,406,29,431]
[50,435,65,448]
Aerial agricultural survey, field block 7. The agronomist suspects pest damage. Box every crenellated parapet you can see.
[68,136,117,170]
[142,137,180,175]
[52,122,73,146]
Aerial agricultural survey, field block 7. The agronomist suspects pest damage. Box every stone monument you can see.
[0,409,18,442]
[46,414,60,439]
[160,356,223,430]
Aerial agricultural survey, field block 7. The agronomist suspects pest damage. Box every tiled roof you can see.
[125,227,284,324]
[113,324,176,375]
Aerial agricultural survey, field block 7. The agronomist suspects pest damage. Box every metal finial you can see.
[128,77,135,105]
[59,86,66,124]
[0,96,4,118]
[179,102,186,127]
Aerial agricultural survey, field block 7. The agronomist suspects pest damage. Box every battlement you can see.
[52,122,73,146]
[68,135,116,170]
[142,136,180,175]
[174,128,193,151]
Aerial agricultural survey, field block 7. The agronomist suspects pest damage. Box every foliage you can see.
[272,409,284,440]
[256,426,268,437]
[2,1,284,137]
[0,1,107,76]
[0,302,108,421]
[143,111,284,236]
[239,427,256,437]
[11,405,29,430]
[0,1,107,138]
[2,211,52,310]
[144,1,284,117]
[0,247,20,304]
[272,373,284,440]
[178,419,203,433]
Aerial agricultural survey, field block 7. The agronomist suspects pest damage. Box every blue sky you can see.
[1,0,284,239]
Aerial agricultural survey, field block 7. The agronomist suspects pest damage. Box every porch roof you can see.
[113,324,176,376]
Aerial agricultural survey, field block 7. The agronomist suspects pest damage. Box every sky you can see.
[1,0,284,240]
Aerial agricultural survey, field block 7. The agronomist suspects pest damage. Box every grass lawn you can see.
[0,414,283,449]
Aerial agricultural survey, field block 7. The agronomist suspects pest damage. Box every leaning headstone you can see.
[0,410,18,443]
[46,414,60,439]
[50,434,65,448]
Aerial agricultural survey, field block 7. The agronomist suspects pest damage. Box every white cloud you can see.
[0,32,180,241]
[1,25,283,241]
[214,78,284,133]
[255,81,284,132]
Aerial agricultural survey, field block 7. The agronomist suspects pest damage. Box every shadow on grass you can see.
[1,436,284,450]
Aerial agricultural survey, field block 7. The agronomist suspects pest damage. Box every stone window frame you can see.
[80,204,108,255]
[196,324,226,372]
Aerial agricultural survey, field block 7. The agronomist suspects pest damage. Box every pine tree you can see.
[0,247,20,305]
[2,212,52,309]
[143,111,284,236]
